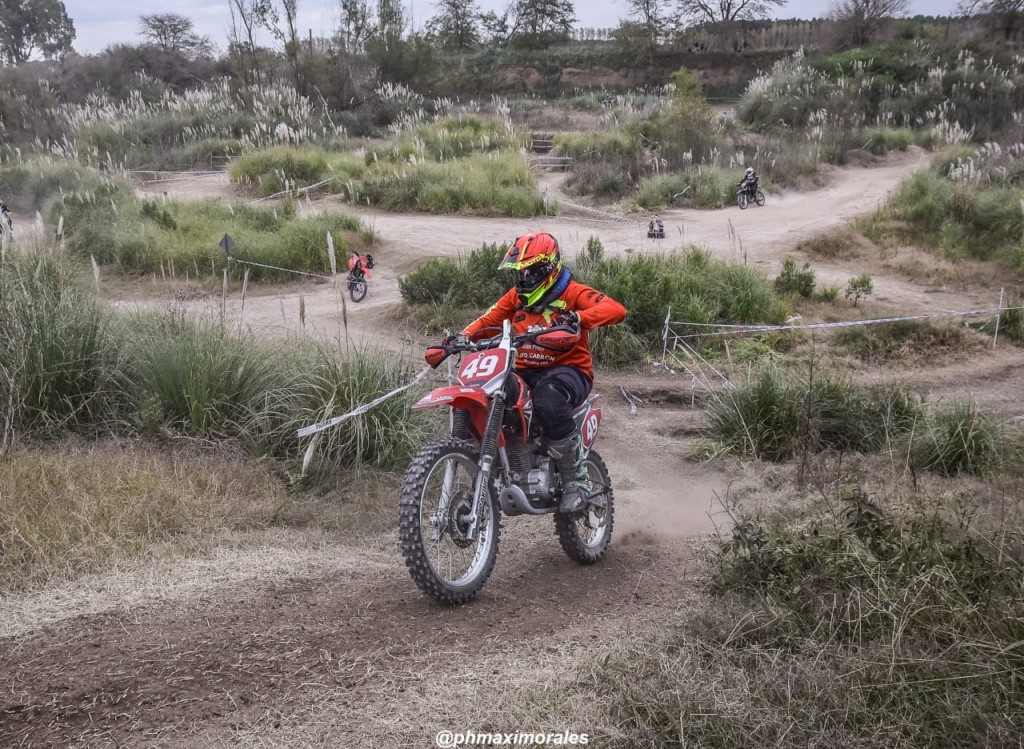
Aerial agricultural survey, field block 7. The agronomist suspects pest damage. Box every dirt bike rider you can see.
[739,167,759,196]
[450,232,626,514]
[0,199,11,231]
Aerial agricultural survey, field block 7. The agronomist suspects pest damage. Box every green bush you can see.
[398,242,509,309]
[774,257,815,298]
[835,320,968,362]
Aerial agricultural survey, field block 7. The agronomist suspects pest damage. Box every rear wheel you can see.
[349,276,368,302]
[399,438,500,605]
[554,449,614,564]
[737,192,748,210]
[755,189,766,207]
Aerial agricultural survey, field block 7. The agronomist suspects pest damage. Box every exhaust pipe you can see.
[499,484,552,516]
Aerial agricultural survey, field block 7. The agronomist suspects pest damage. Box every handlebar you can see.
[424,323,581,368]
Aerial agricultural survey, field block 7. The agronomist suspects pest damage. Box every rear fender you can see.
[573,394,602,453]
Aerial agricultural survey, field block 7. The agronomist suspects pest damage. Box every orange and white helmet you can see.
[498,232,564,309]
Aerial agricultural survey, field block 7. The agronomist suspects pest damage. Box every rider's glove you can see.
[443,333,470,348]
[552,311,580,331]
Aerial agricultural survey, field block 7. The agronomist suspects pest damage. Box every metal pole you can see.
[993,288,1005,349]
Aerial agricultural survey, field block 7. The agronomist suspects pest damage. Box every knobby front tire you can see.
[399,438,500,605]
[349,278,368,302]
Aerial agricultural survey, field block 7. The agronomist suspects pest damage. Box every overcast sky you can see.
[65,0,962,55]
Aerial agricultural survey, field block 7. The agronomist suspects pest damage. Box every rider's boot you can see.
[549,433,590,514]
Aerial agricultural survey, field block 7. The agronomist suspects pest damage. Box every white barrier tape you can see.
[248,177,340,204]
[297,365,433,439]
[227,256,334,280]
[666,305,1023,340]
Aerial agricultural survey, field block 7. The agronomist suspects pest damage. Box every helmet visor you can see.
[513,262,552,293]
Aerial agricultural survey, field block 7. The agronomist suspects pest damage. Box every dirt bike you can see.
[399,319,615,605]
[736,183,766,210]
[346,252,374,302]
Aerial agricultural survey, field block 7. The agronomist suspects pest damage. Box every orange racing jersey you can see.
[462,280,626,381]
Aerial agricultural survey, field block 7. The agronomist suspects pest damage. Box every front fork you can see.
[464,395,505,541]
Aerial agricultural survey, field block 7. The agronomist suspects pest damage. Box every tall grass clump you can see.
[913,401,1005,476]
[0,247,126,440]
[123,315,428,473]
[634,167,745,210]
[703,366,922,460]
[56,193,369,279]
[229,146,367,197]
[867,143,1024,272]
[361,153,542,216]
[366,114,525,164]
[834,319,972,363]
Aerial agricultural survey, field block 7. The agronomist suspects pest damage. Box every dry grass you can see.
[796,226,867,260]
[0,440,405,590]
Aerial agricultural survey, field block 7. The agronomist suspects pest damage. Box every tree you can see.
[674,0,788,24]
[493,0,576,48]
[0,0,75,65]
[227,0,276,89]
[959,0,1024,40]
[428,0,482,50]
[138,13,211,57]
[336,0,374,53]
[619,0,672,61]
[829,0,910,46]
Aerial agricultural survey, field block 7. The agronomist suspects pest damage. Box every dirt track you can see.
[3,150,1022,747]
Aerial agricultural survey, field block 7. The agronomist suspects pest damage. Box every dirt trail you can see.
[4,150,1021,746]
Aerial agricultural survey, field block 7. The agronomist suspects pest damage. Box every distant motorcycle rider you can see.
[455,232,626,514]
[739,167,759,196]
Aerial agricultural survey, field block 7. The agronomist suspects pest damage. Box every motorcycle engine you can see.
[524,457,556,502]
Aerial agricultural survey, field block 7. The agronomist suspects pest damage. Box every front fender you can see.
[412,386,490,413]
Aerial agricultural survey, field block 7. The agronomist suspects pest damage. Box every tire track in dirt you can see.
[0,535,687,747]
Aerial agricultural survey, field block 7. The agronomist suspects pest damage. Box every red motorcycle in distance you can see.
[346,251,375,302]
[399,320,615,605]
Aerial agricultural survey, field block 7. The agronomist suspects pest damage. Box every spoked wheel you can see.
[755,189,766,207]
[554,449,614,564]
[737,192,749,210]
[348,276,368,302]
[399,438,500,605]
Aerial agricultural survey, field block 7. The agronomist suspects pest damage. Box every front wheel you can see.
[348,276,368,302]
[554,449,614,564]
[737,192,748,210]
[755,189,766,207]
[399,438,500,605]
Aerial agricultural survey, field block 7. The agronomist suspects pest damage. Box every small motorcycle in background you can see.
[736,183,766,209]
[347,251,375,302]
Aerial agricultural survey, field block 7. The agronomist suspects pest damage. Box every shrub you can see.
[774,257,816,298]
[844,274,873,306]
[398,242,509,309]
[835,319,970,363]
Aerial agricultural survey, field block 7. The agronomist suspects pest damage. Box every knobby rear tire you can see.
[399,438,500,605]
[554,449,614,564]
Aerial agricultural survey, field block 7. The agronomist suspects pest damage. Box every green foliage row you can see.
[0,246,425,474]
[399,239,787,366]
[229,146,365,197]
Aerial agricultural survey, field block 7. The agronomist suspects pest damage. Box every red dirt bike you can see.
[399,319,615,605]
[346,251,375,302]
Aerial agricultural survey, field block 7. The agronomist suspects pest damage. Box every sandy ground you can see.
[2,149,1023,747]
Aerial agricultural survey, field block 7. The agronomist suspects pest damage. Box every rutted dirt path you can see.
[3,149,1022,746]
